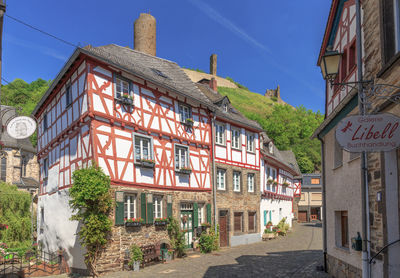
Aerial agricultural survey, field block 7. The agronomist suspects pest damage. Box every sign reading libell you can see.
[336,113,400,152]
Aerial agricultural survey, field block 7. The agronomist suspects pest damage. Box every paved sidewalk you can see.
[43,222,330,278]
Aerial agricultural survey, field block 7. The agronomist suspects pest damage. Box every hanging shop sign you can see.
[336,113,400,152]
[7,116,37,139]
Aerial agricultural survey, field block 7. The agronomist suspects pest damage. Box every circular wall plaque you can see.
[7,116,37,139]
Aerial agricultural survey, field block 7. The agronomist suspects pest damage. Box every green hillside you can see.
[218,86,323,173]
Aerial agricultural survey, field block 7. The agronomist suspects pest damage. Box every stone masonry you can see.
[215,162,260,246]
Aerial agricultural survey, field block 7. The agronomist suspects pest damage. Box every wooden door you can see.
[219,211,228,247]
[298,211,307,222]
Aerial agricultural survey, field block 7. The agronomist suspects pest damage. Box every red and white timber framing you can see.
[36,55,213,195]
[323,0,358,116]
[214,118,260,171]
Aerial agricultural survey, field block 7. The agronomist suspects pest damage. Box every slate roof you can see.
[14,177,39,189]
[34,44,215,116]
[0,106,36,153]
[196,83,263,131]
[280,150,302,177]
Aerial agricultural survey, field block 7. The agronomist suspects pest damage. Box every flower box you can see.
[125,221,142,227]
[177,168,192,174]
[154,217,168,226]
[262,233,276,240]
[116,96,134,106]
[185,118,194,127]
[141,160,155,168]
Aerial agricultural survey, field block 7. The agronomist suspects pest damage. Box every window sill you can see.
[175,169,192,175]
[115,97,134,106]
[377,51,400,78]
[348,156,360,163]
[332,164,343,171]
[217,188,227,192]
[232,147,241,151]
[334,245,350,254]
[246,150,255,154]
[215,143,226,147]
[134,161,155,169]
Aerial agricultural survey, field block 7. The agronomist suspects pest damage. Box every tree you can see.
[69,165,113,277]
[0,182,32,248]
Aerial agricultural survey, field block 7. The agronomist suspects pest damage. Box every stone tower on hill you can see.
[265,85,284,103]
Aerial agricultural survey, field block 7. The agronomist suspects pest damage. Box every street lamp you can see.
[320,48,342,83]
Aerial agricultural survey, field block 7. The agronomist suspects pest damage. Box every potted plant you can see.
[154,217,168,226]
[267,178,274,185]
[140,158,155,168]
[266,221,273,230]
[272,181,278,186]
[125,217,145,227]
[164,249,174,261]
[128,244,143,272]
[185,118,194,127]
[282,182,289,187]
[119,93,134,105]
[179,167,192,174]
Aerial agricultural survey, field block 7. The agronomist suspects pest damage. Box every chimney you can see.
[134,13,156,56]
[210,54,217,75]
[210,77,217,91]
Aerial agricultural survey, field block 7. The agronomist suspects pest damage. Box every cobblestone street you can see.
[103,222,329,278]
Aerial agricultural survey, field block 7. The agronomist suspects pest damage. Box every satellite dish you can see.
[6,116,37,139]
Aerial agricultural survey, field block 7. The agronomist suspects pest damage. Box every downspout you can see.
[318,136,328,273]
[355,0,371,276]
[211,112,217,234]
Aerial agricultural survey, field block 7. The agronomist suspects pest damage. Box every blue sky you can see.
[3,0,330,113]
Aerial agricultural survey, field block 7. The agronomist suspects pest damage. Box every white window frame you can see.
[216,169,226,190]
[124,194,136,220]
[115,75,131,99]
[198,204,205,224]
[134,133,153,162]
[248,173,255,193]
[233,171,241,192]
[246,132,255,152]
[174,144,189,170]
[153,195,163,219]
[179,103,192,122]
[66,85,72,108]
[215,122,225,145]
[231,127,241,149]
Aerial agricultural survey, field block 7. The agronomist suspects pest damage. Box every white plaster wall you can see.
[324,127,362,271]
[259,198,293,235]
[37,189,86,270]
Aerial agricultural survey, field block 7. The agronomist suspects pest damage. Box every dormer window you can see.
[115,76,130,99]
[268,142,273,154]
[179,103,192,123]
[223,103,228,112]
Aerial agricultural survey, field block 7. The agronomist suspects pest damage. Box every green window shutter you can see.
[147,195,153,224]
[264,210,267,226]
[141,193,146,222]
[115,191,124,226]
[193,203,199,227]
[206,203,212,224]
[167,203,173,218]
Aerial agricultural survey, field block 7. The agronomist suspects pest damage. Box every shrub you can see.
[271,96,278,102]
[167,217,186,258]
[128,244,143,266]
[69,165,113,277]
[199,233,214,253]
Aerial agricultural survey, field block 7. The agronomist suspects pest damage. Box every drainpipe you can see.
[355,1,371,276]
[211,112,217,234]
[318,136,328,272]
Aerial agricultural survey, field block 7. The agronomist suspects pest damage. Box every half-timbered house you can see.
[33,37,218,272]
[197,79,263,247]
[259,133,301,233]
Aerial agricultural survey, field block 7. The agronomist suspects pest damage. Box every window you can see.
[21,156,28,177]
[124,194,136,220]
[234,212,243,232]
[248,212,256,232]
[349,151,360,161]
[66,85,72,107]
[175,145,189,170]
[311,178,320,184]
[43,113,48,130]
[246,133,254,152]
[336,211,349,248]
[300,193,306,201]
[115,76,130,99]
[40,207,44,233]
[247,173,254,193]
[0,156,6,182]
[134,134,152,162]
[282,186,287,194]
[312,193,322,201]
[231,128,241,149]
[340,50,348,81]
[223,103,228,112]
[233,171,241,192]
[43,158,49,178]
[215,123,225,145]
[179,103,192,122]
[198,204,205,224]
[268,142,273,154]
[382,0,400,63]
[334,138,343,168]
[216,169,226,190]
[266,167,271,191]
[153,196,163,219]
[349,42,356,70]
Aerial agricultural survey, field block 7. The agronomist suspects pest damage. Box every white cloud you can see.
[5,33,67,61]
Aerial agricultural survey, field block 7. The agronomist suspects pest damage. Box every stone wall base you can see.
[326,253,361,278]
[230,233,261,247]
